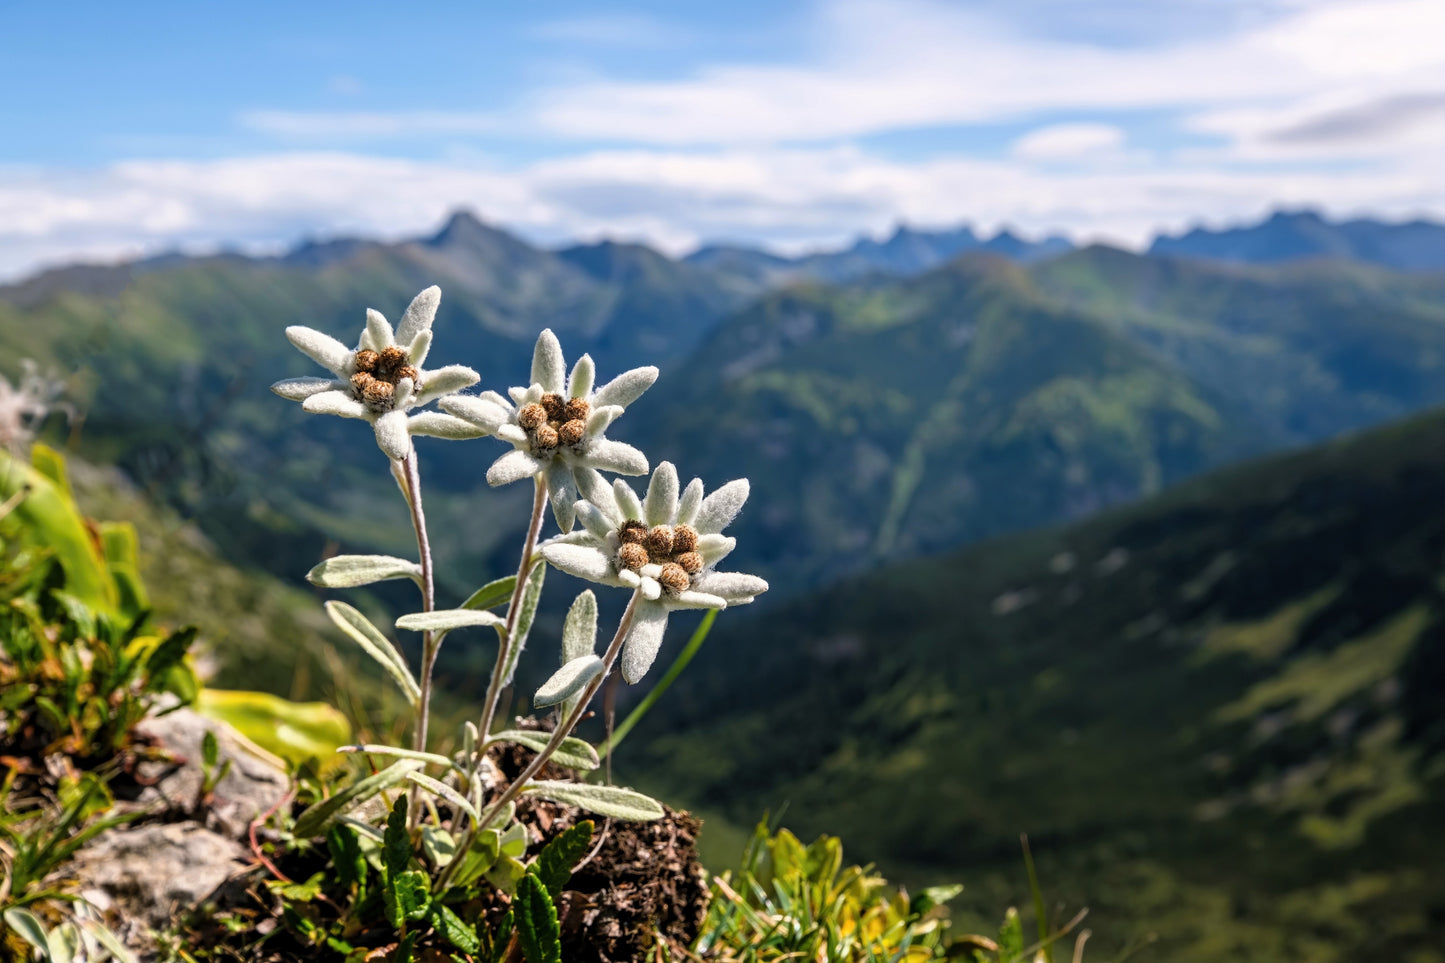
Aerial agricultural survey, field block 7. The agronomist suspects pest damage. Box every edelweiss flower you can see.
[271,286,486,461]
[440,329,655,532]
[541,462,768,683]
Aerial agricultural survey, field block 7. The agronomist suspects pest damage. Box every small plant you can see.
[254,287,768,959]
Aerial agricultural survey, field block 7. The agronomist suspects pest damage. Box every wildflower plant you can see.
[263,287,768,959]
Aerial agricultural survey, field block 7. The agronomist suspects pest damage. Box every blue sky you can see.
[1,0,1441,278]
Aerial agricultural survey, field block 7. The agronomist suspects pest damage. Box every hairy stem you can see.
[477,476,547,741]
[397,449,436,826]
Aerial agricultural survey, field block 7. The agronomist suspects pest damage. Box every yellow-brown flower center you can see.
[615,522,702,595]
[351,346,420,412]
[520,393,590,456]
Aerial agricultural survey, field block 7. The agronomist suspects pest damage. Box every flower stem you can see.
[474,589,641,830]
[477,476,547,741]
[397,449,436,826]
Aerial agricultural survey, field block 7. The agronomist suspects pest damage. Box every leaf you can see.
[393,870,432,922]
[339,744,457,769]
[197,689,351,769]
[46,921,79,963]
[394,609,504,633]
[559,590,599,718]
[324,601,420,706]
[429,903,482,955]
[449,828,501,888]
[521,781,664,821]
[463,575,516,611]
[307,554,422,588]
[327,824,367,892]
[501,562,545,687]
[514,873,562,963]
[530,820,594,900]
[421,825,457,868]
[486,854,526,894]
[201,729,219,768]
[531,656,603,710]
[404,771,480,824]
[143,626,197,688]
[492,730,600,772]
[293,760,421,838]
[3,907,49,952]
[383,794,412,881]
[266,870,326,902]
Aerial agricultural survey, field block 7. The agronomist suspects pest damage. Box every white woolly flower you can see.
[541,462,768,684]
[440,328,655,532]
[270,286,486,461]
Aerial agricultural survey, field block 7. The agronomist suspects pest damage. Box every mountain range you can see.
[1150,209,1445,272]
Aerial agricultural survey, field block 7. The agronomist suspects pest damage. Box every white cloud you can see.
[240,110,502,139]
[1012,124,1127,161]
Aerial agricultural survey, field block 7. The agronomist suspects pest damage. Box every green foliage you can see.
[514,873,562,963]
[193,688,351,770]
[529,820,594,901]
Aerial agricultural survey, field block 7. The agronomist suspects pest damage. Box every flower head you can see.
[541,462,768,683]
[271,286,486,461]
[441,329,656,532]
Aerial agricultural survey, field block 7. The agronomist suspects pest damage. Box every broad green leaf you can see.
[293,760,421,838]
[395,609,504,633]
[531,656,603,710]
[450,828,501,888]
[393,870,432,922]
[515,873,562,963]
[0,447,115,613]
[492,730,599,772]
[324,601,420,706]
[522,781,664,821]
[486,854,526,894]
[530,820,594,900]
[404,771,480,823]
[462,575,516,611]
[429,903,481,955]
[421,826,457,868]
[3,907,49,953]
[499,820,529,858]
[501,562,545,687]
[197,689,350,769]
[307,554,421,588]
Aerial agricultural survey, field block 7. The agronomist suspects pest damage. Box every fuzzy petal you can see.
[392,377,414,409]
[415,365,481,406]
[373,409,411,461]
[272,377,342,401]
[670,590,728,610]
[441,394,512,433]
[365,309,395,351]
[586,404,622,436]
[407,411,489,440]
[643,462,679,528]
[695,479,750,535]
[487,449,545,486]
[576,500,616,540]
[618,569,642,588]
[286,326,352,375]
[593,366,659,410]
[496,424,530,445]
[531,329,566,394]
[693,571,769,603]
[508,385,533,406]
[585,439,648,476]
[620,603,669,684]
[677,479,704,526]
[396,285,440,346]
[575,467,618,522]
[613,478,644,521]
[696,534,737,566]
[541,543,623,585]
[407,328,433,368]
[303,389,369,420]
[640,577,662,601]
[546,459,579,533]
[568,354,595,400]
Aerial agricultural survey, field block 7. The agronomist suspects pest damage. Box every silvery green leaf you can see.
[587,439,648,476]
[404,771,479,823]
[592,365,659,410]
[568,353,595,400]
[3,908,48,953]
[677,478,704,526]
[308,554,421,588]
[407,411,488,440]
[272,376,341,401]
[462,575,516,611]
[546,460,578,533]
[563,590,598,662]
[492,730,600,771]
[339,744,459,770]
[365,308,394,351]
[671,589,729,609]
[576,468,618,520]
[80,919,137,963]
[694,571,769,603]
[422,825,457,868]
[407,328,433,367]
[488,449,544,486]
[324,601,420,705]
[415,365,481,406]
[395,609,505,632]
[47,921,79,963]
[620,603,669,684]
[462,721,480,759]
[576,500,616,541]
[374,409,411,461]
[500,561,545,687]
[396,285,441,346]
[644,462,679,528]
[286,325,352,374]
[294,761,422,838]
[586,404,622,436]
[531,328,566,394]
[695,479,750,534]
[441,394,512,433]
[613,478,644,521]
[541,544,619,585]
[303,390,369,420]
[522,781,664,821]
[533,655,603,709]
[696,533,737,565]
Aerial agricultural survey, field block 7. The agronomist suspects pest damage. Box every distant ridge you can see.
[1150,209,1445,271]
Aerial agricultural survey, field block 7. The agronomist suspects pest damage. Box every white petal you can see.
[677,479,704,526]
[639,563,663,579]
[396,285,441,346]
[618,569,642,588]
[531,329,566,394]
[613,478,644,521]
[671,590,728,610]
[695,479,750,535]
[272,377,341,401]
[640,577,662,601]
[407,328,433,368]
[415,365,480,406]
[585,440,648,476]
[696,534,737,565]
[643,462,679,527]
[487,449,545,486]
[620,603,669,684]
[373,409,411,460]
[478,390,514,410]
[303,389,369,420]
[508,385,533,405]
[441,394,513,432]
[546,459,579,533]
[365,309,395,351]
[576,500,616,540]
[575,467,619,522]
[286,326,352,375]
[693,571,769,603]
[407,411,489,440]
[541,543,620,584]
[392,377,414,409]
[586,404,622,436]
[568,354,595,400]
[593,366,659,410]
[496,424,530,445]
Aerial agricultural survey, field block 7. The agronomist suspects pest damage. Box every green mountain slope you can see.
[625,408,1445,962]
